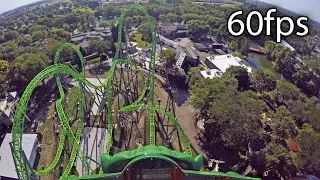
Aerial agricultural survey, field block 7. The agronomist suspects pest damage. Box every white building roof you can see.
[0,133,38,179]
[206,54,252,74]
[76,127,108,176]
[281,40,295,51]
[200,69,223,79]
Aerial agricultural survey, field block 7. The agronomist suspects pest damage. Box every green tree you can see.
[181,13,201,22]
[47,13,54,18]
[307,106,320,133]
[125,17,134,28]
[206,90,265,150]
[4,31,19,41]
[62,24,70,31]
[17,36,32,47]
[65,13,79,25]
[166,13,178,23]
[250,142,296,179]
[137,22,152,43]
[0,60,9,74]
[228,40,238,52]
[186,20,210,38]
[18,26,29,34]
[23,46,41,54]
[8,53,49,89]
[235,51,245,60]
[49,28,70,41]
[87,1,99,9]
[160,49,176,66]
[28,25,46,34]
[293,67,318,97]
[264,41,276,59]
[45,39,66,60]
[32,30,47,42]
[187,67,201,86]
[0,60,8,96]
[287,95,317,126]
[53,17,66,28]
[159,14,166,24]
[89,39,111,54]
[15,20,23,28]
[224,66,250,91]
[190,76,265,150]
[275,81,300,104]
[296,125,320,174]
[270,106,297,138]
[190,76,238,115]
[60,46,76,62]
[100,21,110,28]
[0,41,21,61]
[252,68,277,92]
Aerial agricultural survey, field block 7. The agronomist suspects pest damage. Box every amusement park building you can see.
[200,69,223,79]
[205,54,252,74]
[0,133,39,179]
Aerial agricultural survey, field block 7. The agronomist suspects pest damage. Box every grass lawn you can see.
[131,34,150,48]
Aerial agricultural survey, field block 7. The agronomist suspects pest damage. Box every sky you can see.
[1,0,320,23]
[0,0,40,14]
[258,0,320,23]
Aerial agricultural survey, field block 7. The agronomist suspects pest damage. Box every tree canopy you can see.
[275,81,300,103]
[307,106,320,133]
[252,68,277,92]
[186,20,210,38]
[89,39,111,55]
[224,66,250,91]
[0,41,21,61]
[270,106,297,139]
[160,49,176,66]
[137,22,152,43]
[250,141,296,179]
[296,125,320,174]
[0,60,8,96]
[8,53,49,89]
[191,77,265,150]
[4,31,19,42]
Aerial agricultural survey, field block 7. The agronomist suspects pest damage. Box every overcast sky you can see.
[1,0,319,23]
[0,0,39,14]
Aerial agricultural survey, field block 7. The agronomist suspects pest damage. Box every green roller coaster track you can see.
[11,4,259,180]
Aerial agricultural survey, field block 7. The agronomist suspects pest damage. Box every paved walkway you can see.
[174,102,207,159]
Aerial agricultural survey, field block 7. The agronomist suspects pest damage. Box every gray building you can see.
[71,30,112,55]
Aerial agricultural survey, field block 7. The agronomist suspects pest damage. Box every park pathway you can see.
[174,102,207,159]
